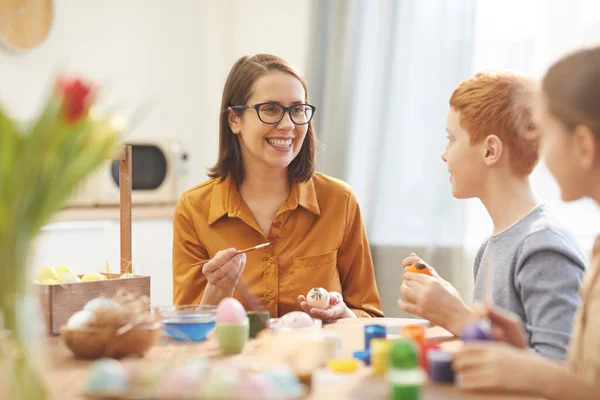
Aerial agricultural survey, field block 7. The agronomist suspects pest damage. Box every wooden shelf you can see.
[51,205,175,223]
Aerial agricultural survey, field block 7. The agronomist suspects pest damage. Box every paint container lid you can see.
[352,350,371,366]
[327,359,360,373]
[389,338,419,369]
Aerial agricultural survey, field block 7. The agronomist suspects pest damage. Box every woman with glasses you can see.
[172,54,383,320]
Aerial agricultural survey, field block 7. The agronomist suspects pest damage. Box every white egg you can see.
[58,270,80,284]
[83,297,121,313]
[66,310,94,329]
[306,287,330,309]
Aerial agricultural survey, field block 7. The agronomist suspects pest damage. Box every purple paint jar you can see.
[427,349,454,384]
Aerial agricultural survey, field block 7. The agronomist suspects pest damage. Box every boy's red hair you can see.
[450,71,540,177]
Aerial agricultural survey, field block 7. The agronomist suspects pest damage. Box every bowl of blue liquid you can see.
[158,305,217,341]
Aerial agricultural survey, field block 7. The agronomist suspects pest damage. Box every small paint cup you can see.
[216,321,249,355]
[246,311,270,338]
[371,338,394,374]
[401,325,426,345]
[428,349,454,384]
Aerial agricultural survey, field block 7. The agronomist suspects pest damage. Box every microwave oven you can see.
[65,139,189,208]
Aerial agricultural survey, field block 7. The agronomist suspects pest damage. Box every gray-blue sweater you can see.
[473,204,587,360]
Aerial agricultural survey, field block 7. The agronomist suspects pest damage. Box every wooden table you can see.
[38,318,538,399]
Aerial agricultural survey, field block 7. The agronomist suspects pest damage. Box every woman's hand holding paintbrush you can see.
[194,242,273,312]
[201,248,248,296]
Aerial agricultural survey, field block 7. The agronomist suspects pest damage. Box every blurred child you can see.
[398,70,586,360]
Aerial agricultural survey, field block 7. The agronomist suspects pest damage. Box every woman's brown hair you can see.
[208,54,317,184]
[542,46,600,137]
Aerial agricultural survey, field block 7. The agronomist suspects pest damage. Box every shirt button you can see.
[268,292,275,300]
[269,257,275,263]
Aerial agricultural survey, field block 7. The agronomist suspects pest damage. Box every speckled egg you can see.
[66,310,94,329]
[306,287,330,309]
[83,358,128,394]
[279,311,313,328]
[83,297,121,313]
[216,297,248,324]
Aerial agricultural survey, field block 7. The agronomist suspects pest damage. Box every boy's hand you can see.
[453,342,538,393]
[398,253,474,335]
[401,253,440,277]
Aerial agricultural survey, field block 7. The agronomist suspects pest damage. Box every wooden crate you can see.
[39,146,152,335]
[39,274,151,335]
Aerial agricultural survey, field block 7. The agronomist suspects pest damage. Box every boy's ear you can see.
[482,134,503,167]
[573,124,599,170]
[228,107,242,135]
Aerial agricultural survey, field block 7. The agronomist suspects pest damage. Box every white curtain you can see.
[309,0,476,249]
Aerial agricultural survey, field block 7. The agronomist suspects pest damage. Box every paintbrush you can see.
[189,241,275,268]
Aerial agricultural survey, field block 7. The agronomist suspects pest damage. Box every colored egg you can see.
[237,372,280,399]
[406,262,432,276]
[183,357,211,376]
[83,297,121,313]
[156,366,202,398]
[306,287,330,309]
[83,358,128,394]
[279,311,313,328]
[56,265,75,277]
[123,360,167,391]
[200,365,241,399]
[58,270,80,284]
[66,310,94,329]
[264,365,305,398]
[216,297,248,324]
[35,266,58,281]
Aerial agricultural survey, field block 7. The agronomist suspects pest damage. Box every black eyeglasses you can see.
[230,102,316,125]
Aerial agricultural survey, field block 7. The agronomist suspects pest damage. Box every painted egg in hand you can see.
[306,287,330,309]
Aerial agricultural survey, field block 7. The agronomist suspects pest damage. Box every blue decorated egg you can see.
[83,358,128,394]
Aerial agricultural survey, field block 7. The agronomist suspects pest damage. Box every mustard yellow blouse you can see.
[172,172,383,318]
